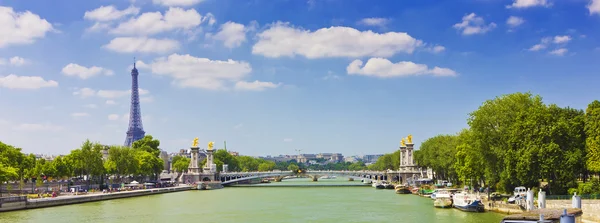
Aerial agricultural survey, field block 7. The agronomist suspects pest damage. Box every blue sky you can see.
[1,0,600,157]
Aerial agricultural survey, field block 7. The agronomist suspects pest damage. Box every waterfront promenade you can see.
[0,185,192,212]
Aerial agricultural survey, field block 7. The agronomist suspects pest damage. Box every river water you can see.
[0,178,504,223]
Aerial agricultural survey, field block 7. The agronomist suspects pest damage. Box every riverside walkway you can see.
[0,185,192,212]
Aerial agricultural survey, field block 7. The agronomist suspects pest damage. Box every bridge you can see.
[218,170,396,185]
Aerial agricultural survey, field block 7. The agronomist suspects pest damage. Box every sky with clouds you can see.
[1,0,600,157]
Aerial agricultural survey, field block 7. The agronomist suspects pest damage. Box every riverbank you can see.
[0,185,192,212]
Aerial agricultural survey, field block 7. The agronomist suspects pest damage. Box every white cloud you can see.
[0,74,58,89]
[86,22,112,33]
[106,100,117,105]
[111,7,206,36]
[202,13,216,26]
[507,0,551,9]
[283,138,293,142]
[207,22,249,48]
[358,17,389,27]
[71,112,90,118]
[0,6,54,48]
[153,0,204,7]
[9,56,27,66]
[14,123,63,131]
[73,87,149,98]
[234,80,281,91]
[252,22,424,59]
[84,5,140,22]
[139,54,254,90]
[549,48,568,56]
[553,35,571,44]
[528,36,571,52]
[506,16,525,27]
[108,114,120,121]
[62,63,114,79]
[528,37,551,51]
[84,104,98,109]
[73,87,96,98]
[453,13,496,35]
[426,45,446,54]
[346,58,457,78]
[104,37,180,53]
[589,0,600,15]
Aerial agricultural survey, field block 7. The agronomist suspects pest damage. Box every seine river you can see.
[0,178,504,223]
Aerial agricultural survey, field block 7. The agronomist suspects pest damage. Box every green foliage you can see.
[131,135,161,157]
[569,178,600,195]
[368,150,400,171]
[585,100,600,172]
[403,92,591,194]
[287,163,299,172]
[171,155,190,173]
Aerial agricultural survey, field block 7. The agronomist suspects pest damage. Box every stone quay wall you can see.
[546,199,600,223]
[0,186,192,212]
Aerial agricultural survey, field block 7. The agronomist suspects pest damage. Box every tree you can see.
[105,146,137,179]
[586,100,600,172]
[258,161,276,171]
[52,156,70,179]
[171,156,190,173]
[131,135,161,157]
[287,163,299,173]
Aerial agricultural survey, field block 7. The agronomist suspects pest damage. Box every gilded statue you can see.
[407,134,412,144]
[207,141,214,150]
[400,138,406,147]
[192,137,199,147]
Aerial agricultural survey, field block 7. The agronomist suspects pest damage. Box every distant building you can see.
[296,154,316,163]
[344,156,358,163]
[361,154,383,164]
[330,153,344,163]
[229,151,239,156]
[160,151,170,171]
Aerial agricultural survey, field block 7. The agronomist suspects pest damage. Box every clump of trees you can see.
[0,135,165,192]
[410,92,600,195]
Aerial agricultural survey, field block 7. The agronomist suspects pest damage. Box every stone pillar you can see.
[399,146,407,167]
[204,149,214,173]
[188,147,200,174]
[572,193,581,209]
[526,188,534,211]
[406,143,414,166]
[538,190,546,209]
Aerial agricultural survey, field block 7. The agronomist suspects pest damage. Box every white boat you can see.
[362,179,372,184]
[372,181,384,189]
[452,191,484,212]
[433,190,453,208]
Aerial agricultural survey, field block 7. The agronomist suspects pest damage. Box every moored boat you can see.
[452,191,484,212]
[433,190,453,208]
[381,181,394,189]
[372,181,385,189]
[395,185,411,194]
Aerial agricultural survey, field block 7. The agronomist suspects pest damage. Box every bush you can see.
[568,178,600,195]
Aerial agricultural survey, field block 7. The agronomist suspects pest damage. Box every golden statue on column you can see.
[407,134,412,144]
[192,137,199,147]
[207,141,214,151]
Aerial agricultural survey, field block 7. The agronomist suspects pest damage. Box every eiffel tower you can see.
[124,60,145,147]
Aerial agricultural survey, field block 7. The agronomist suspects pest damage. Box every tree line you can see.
[409,92,600,195]
[0,135,165,191]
